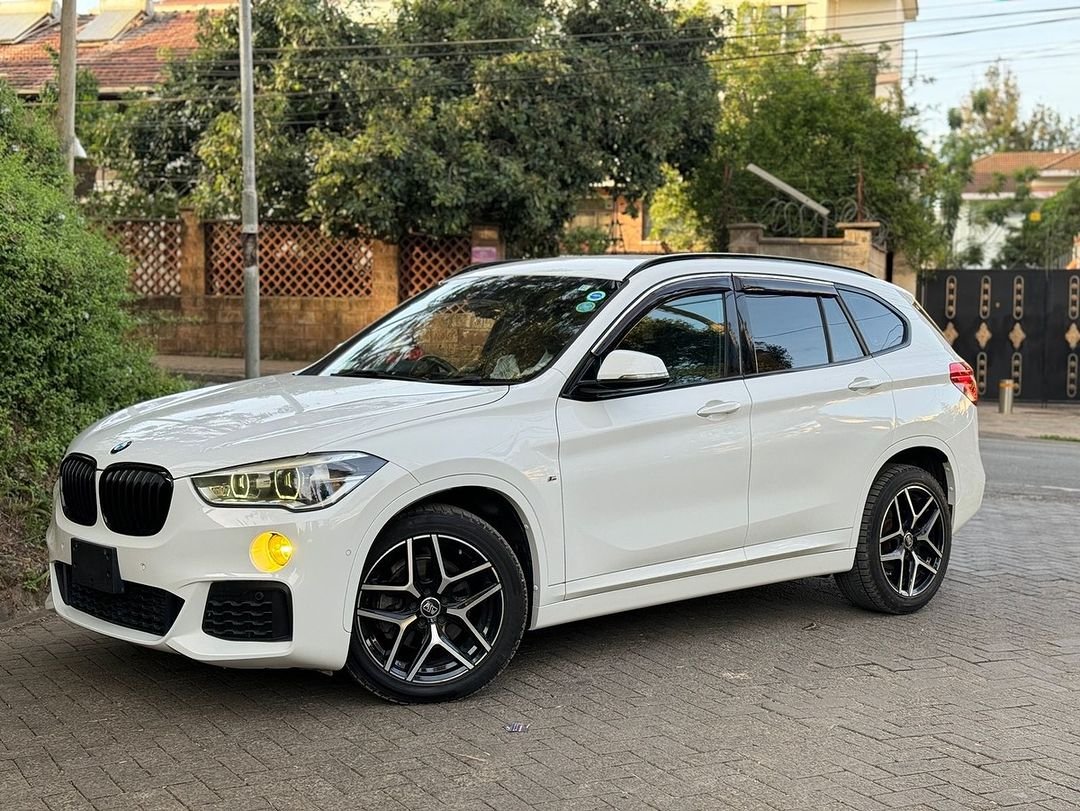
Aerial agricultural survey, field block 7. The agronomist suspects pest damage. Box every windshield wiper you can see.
[426,375,490,385]
[331,369,417,380]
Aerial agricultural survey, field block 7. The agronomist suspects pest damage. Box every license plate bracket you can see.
[71,539,123,594]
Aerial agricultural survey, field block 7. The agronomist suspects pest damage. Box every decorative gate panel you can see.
[920,269,1080,402]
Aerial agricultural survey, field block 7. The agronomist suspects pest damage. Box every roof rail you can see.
[626,252,874,279]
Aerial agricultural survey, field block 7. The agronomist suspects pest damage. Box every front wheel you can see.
[835,464,951,614]
[344,504,527,703]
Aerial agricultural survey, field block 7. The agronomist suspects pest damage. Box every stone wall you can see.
[123,212,493,362]
[727,221,916,295]
[137,216,401,361]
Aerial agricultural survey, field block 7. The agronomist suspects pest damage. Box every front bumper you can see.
[47,462,415,671]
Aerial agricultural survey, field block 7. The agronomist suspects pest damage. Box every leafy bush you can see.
[560,226,611,255]
[0,84,182,594]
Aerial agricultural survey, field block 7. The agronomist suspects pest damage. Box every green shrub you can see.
[0,84,183,593]
[560,225,611,255]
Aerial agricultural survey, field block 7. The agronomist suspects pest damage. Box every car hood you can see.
[71,374,509,478]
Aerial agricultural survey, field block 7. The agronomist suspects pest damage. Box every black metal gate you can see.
[919,269,1080,403]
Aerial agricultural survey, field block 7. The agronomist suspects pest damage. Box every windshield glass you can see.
[319,274,620,384]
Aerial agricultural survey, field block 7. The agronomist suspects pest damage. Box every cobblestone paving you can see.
[2,438,1079,810]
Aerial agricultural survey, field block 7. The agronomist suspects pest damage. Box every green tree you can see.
[94,0,723,254]
[994,179,1080,269]
[686,14,942,266]
[0,82,181,594]
[646,165,708,251]
[939,63,1080,262]
[309,0,722,253]
[96,0,373,216]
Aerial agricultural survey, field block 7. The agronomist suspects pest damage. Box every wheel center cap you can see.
[419,596,442,619]
[903,532,915,549]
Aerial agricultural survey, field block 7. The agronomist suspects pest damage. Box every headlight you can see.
[192,452,386,511]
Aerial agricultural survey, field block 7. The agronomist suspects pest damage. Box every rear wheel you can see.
[344,504,527,703]
[835,464,951,614]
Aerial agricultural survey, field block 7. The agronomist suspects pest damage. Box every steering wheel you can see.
[411,354,458,376]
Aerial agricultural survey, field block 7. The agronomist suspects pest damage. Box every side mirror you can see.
[588,349,670,393]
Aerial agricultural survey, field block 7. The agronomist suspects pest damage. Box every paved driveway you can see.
[2,438,1079,810]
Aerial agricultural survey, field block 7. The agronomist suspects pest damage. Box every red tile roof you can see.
[965,150,1080,194]
[1044,151,1080,172]
[0,11,200,95]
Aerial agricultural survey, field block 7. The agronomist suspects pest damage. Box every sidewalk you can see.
[977,402,1080,441]
[154,354,306,384]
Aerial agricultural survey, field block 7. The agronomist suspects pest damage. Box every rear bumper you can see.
[947,410,985,532]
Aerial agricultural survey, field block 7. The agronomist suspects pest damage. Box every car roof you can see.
[465,255,648,281]
[462,253,890,290]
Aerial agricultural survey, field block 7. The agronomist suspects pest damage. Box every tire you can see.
[835,464,952,614]
[343,503,527,703]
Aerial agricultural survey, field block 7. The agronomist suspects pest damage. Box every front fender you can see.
[338,473,555,633]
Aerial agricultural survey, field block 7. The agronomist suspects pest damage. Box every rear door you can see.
[736,277,896,553]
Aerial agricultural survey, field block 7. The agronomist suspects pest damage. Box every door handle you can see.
[848,376,885,392]
[697,400,741,418]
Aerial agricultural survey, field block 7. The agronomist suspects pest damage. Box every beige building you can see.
[708,0,919,95]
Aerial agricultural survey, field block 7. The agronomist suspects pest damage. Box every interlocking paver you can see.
[2,436,1079,809]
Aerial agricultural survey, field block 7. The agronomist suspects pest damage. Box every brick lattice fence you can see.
[205,221,375,297]
[100,219,183,297]
[103,214,495,360]
[399,234,473,300]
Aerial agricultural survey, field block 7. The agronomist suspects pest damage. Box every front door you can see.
[557,285,752,587]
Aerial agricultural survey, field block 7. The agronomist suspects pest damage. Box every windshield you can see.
[319,274,620,384]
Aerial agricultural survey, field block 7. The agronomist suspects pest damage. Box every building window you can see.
[571,196,613,231]
[760,5,807,39]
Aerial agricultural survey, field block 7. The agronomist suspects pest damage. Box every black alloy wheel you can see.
[344,504,527,703]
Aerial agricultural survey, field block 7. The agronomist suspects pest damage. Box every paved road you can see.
[2,439,1079,810]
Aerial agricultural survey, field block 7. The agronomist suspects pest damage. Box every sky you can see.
[903,0,1080,145]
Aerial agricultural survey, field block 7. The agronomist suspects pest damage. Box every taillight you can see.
[949,361,978,404]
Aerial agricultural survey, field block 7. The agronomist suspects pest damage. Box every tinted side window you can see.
[743,293,829,372]
[840,290,906,353]
[617,292,729,386]
[821,296,864,362]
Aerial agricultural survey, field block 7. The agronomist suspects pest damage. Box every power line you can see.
[32,2,1080,73]
[228,2,1080,54]
[85,43,1080,169]
[57,11,1080,112]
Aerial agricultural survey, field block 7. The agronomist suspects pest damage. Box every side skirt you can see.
[533,549,854,630]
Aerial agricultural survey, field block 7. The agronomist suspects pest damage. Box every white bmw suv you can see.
[49,255,984,703]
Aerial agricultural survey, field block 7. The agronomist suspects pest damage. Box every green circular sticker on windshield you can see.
[575,301,596,313]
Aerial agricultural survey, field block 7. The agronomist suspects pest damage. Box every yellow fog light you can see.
[249,531,294,572]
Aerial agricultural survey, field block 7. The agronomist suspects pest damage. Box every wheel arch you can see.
[341,475,547,633]
[850,437,957,548]
[879,446,953,506]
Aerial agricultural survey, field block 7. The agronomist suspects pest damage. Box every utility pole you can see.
[239,0,260,378]
[58,0,77,176]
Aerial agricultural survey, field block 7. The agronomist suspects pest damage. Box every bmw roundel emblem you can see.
[110,439,132,454]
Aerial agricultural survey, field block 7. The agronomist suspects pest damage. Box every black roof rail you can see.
[626,252,875,279]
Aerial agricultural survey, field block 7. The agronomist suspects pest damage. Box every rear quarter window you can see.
[839,290,907,354]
